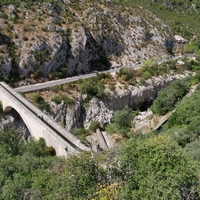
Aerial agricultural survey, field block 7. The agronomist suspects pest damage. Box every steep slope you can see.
[0,1,174,80]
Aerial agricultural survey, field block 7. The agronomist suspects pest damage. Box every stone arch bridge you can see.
[0,82,90,156]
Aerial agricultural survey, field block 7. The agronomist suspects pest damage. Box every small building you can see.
[174,35,188,44]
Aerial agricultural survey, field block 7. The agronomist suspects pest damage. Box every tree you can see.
[0,127,24,157]
[39,152,99,199]
[118,135,199,199]
[112,106,135,129]
[184,140,200,162]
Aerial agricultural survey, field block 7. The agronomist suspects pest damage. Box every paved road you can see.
[14,55,180,93]
[15,73,98,92]
[14,66,137,93]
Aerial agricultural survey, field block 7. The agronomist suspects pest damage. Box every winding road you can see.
[14,55,181,93]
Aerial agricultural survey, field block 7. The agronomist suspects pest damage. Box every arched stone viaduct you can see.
[0,82,90,156]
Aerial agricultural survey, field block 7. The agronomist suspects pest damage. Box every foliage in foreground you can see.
[118,135,199,199]
[0,127,199,199]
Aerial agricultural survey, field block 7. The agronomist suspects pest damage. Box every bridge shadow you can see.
[1,109,31,140]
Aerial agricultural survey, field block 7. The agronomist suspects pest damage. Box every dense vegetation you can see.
[0,0,57,7]
[151,78,190,115]
[161,84,200,149]
[0,127,199,199]
[79,73,111,100]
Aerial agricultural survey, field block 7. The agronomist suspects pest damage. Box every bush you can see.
[39,102,50,112]
[0,100,4,117]
[167,87,200,129]
[183,42,197,53]
[70,128,90,143]
[112,106,135,130]
[118,68,134,81]
[108,83,115,91]
[60,94,75,106]
[51,94,75,106]
[32,92,43,103]
[34,69,42,79]
[51,95,62,104]
[0,100,2,110]
[89,121,101,132]
[80,79,108,100]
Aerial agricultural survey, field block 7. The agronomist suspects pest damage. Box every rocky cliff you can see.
[0,1,175,79]
[50,72,190,130]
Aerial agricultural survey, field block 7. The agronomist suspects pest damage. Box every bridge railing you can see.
[0,82,90,153]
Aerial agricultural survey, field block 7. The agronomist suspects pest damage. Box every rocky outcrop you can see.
[84,98,113,128]
[50,73,190,130]
[0,2,174,78]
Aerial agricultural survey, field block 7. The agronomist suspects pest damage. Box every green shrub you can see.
[142,71,151,80]
[183,42,197,53]
[34,69,42,79]
[108,83,115,91]
[0,101,3,116]
[0,12,7,19]
[54,65,68,79]
[5,23,13,32]
[70,128,90,144]
[80,79,108,100]
[118,68,134,81]
[60,94,75,106]
[18,92,25,97]
[89,121,101,132]
[39,102,50,112]
[51,95,62,104]
[32,92,43,103]
[112,106,136,130]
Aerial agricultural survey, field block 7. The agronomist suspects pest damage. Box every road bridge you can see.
[0,82,90,156]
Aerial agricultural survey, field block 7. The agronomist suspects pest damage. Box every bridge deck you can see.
[0,82,90,156]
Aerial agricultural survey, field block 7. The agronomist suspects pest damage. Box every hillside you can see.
[130,0,200,39]
[0,0,176,83]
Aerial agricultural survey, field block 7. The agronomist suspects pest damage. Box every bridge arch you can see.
[0,97,68,156]
[3,104,33,138]
[0,82,90,156]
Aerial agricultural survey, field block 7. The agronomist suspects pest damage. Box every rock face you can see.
[50,73,189,130]
[0,2,175,78]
